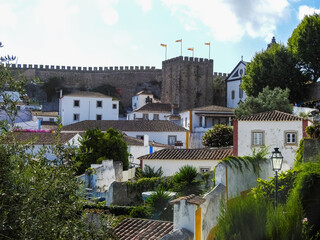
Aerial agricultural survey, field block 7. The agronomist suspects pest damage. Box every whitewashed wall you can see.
[125,131,187,148]
[227,80,247,109]
[128,145,167,165]
[131,93,154,110]
[237,121,303,171]
[59,96,119,126]
[173,200,197,233]
[142,159,220,177]
[127,112,169,120]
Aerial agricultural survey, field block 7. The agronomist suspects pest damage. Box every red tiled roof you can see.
[114,218,173,240]
[191,105,234,112]
[61,120,187,132]
[4,132,79,145]
[138,147,233,160]
[238,110,304,121]
[170,194,206,206]
[63,91,113,98]
[133,103,171,113]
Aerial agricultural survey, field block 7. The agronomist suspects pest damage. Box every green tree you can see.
[235,86,293,118]
[0,67,118,239]
[202,124,233,148]
[41,76,65,102]
[242,44,309,103]
[288,14,320,81]
[78,128,129,174]
[135,164,163,179]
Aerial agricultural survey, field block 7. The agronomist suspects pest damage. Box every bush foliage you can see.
[202,124,233,148]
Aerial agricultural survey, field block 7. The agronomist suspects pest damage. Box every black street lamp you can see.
[271,147,283,208]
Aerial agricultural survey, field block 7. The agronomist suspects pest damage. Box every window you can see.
[153,114,159,120]
[73,100,80,107]
[285,131,297,145]
[231,90,235,100]
[136,135,144,140]
[143,114,149,120]
[168,135,177,145]
[252,131,264,146]
[96,100,102,108]
[200,167,210,174]
[112,104,117,109]
[49,118,54,122]
[96,114,102,120]
[73,114,80,121]
[239,87,243,98]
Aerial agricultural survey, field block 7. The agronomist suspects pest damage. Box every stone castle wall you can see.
[8,60,228,111]
[161,56,214,111]
[10,64,163,109]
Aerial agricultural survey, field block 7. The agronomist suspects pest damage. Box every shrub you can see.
[202,124,233,148]
[173,165,201,196]
[135,165,163,179]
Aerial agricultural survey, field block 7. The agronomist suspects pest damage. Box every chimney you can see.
[144,135,149,147]
[170,194,206,238]
[60,89,63,98]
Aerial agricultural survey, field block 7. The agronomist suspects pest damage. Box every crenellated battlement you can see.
[6,63,160,72]
[162,56,213,65]
[213,72,228,78]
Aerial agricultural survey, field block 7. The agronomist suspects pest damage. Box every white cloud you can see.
[0,3,18,28]
[162,0,289,42]
[298,5,320,20]
[135,0,152,12]
[95,0,119,25]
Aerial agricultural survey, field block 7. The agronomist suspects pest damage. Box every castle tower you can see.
[161,56,214,111]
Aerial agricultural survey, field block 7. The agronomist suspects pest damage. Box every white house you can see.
[131,90,160,111]
[138,147,233,176]
[179,105,234,148]
[124,134,173,166]
[233,110,310,171]
[59,91,119,126]
[127,103,171,120]
[226,60,247,109]
[61,120,189,148]
[6,131,82,161]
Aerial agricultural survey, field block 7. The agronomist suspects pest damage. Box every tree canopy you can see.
[288,14,320,82]
[77,127,129,174]
[241,43,309,103]
[202,124,233,148]
[235,86,293,118]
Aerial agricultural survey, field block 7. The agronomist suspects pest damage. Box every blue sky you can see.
[0,0,320,73]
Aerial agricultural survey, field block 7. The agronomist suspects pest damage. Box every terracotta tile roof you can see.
[114,218,173,240]
[123,135,173,148]
[238,110,304,121]
[32,111,58,117]
[63,91,113,98]
[190,105,235,112]
[170,194,206,206]
[61,120,188,132]
[4,132,79,145]
[133,103,171,113]
[138,147,233,160]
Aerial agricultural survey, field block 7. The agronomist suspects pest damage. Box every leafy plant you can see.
[145,187,173,221]
[173,165,201,196]
[135,165,163,179]
[202,124,233,148]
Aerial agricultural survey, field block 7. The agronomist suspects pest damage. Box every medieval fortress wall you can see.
[9,59,228,111]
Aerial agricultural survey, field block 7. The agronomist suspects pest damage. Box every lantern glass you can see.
[271,148,283,171]
[129,154,134,163]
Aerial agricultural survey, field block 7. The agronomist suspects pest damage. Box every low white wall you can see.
[201,184,226,240]
[215,161,274,200]
[143,159,220,177]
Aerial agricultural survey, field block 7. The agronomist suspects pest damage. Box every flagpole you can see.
[209,42,210,59]
[193,48,194,58]
[160,43,167,60]
[180,41,182,56]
